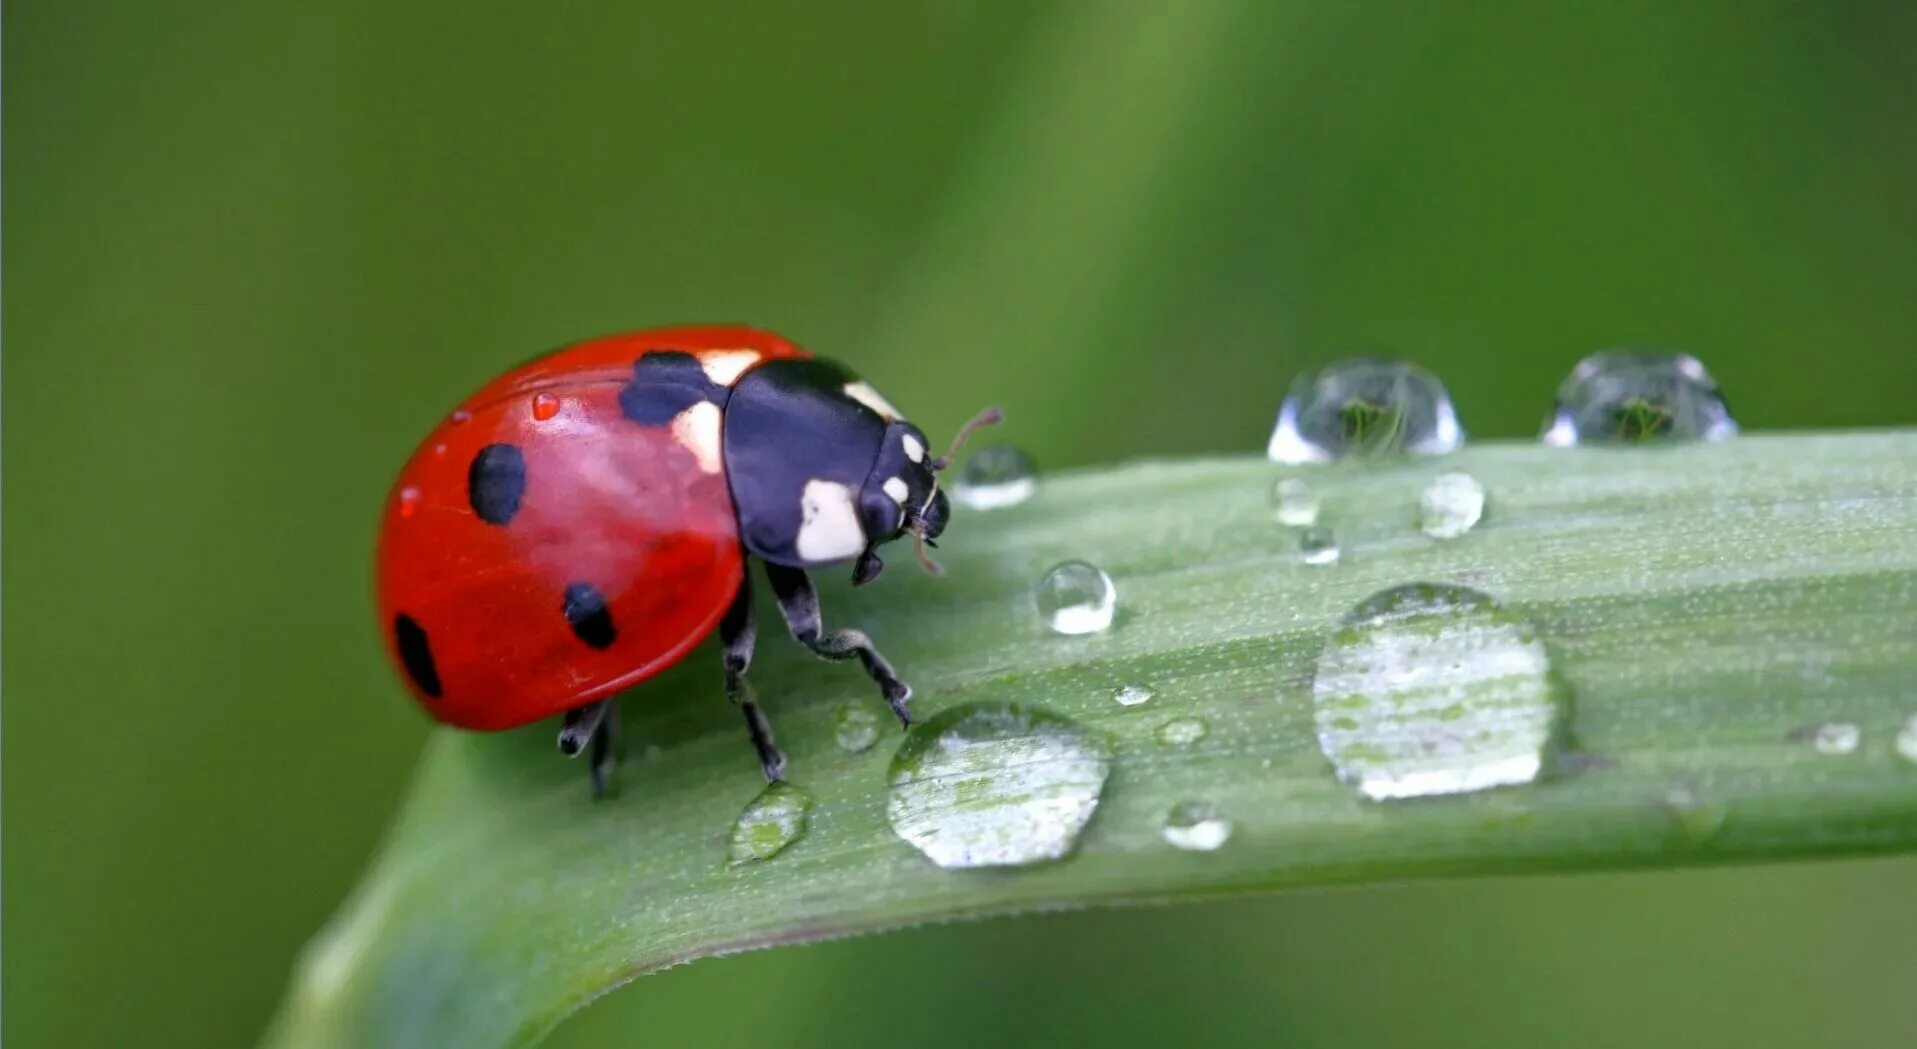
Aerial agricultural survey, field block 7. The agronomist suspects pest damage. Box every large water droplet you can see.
[1162,801,1233,851]
[1112,684,1156,707]
[834,702,881,753]
[1540,351,1737,446]
[1311,583,1566,801]
[1268,477,1320,526]
[952,444,1037,510]
[1897,715,1917,765]
[727,782,811,865]
[1267,358,1463,464]
[1157,717,1209,745]
[1299,526,1341,566]
[1036,560,1117,635]
[886,702,1113,868]
[1419,472,1485,539]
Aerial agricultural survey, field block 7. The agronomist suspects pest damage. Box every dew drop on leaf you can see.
[1036,560,1117,635]
[952,444,1037,510]
[1540,350,1737,446]
[1419,472,1485,539]
[727,782,811,865]
[1267,358,1463,463]
[1162,801,1233,852]
[833,702,881,754]
[1157,717,1209,746]
[1299,526,1341,566]
[1268,477,1320,526]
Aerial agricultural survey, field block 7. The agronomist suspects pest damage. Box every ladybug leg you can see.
[559,698,621,798]
[763,562,913,727]
[720,575,788,782]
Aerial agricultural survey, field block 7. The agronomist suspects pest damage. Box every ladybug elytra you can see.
[375,326,998,794]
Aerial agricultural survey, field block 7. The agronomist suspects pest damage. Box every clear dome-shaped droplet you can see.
[1419,472,1485,539]
[1157,717,1209,745]
[1540,351,1737,446]
[1299,526,1341,566]
[1162,801,1233,851]
[834,702,881,753]
[1312,583,1567,801]
[1112,684,1156,707]
[1267,358,1463,464]
[1036,560,1116,635]
[886,703,1114,869]
[727,782,811,865]
[1268,477,1320,526]
[952,444,1037,510]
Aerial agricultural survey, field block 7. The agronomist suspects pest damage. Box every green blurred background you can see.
[7,2,1917,1046]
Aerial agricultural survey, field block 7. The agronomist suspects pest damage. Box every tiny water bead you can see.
[531,392,561,421]
[727,782,811,865]
[1299,527,1341,566]
[1112,684,1157,707]
[1157,717,1209,745]
[1802,721,1861,756]
[1311,583,1566,801]
[1267,358,1464,464]
[1036,560,1117,635]
[833,702,881,753]
[1896,715,1917,764]
[1419,472,1485,539]
[1268,477,1320,526]
[397,486,422,519]
[952,444,1037,510]
[1540,350,1738,446]
[1664,788,1728,844]
[886,702,1114,869]
[1162,801,1233,852]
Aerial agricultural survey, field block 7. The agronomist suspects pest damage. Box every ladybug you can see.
[376,325,999,794]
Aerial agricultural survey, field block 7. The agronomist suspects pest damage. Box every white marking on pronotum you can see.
[883,477,909,504]
[671,401,725,474]
[843,381,902,421]
[699,349,761,386]
[796,479,867,561]
[900,433,925,463]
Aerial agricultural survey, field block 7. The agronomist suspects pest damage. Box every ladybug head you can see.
[852,407,1002,585]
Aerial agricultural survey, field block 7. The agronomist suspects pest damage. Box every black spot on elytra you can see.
[562,582,617,649]
[468,443,527,525]
[619,350,724,425]
[393,614,442,698]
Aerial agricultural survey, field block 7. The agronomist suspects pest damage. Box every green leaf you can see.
[263,433,1917,1049]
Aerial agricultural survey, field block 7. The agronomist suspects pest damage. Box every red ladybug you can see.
[376,326,998,794]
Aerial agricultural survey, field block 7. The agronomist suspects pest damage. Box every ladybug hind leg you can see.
[720,575,788,783]
[558,698,622,798]
[763,562,914,728]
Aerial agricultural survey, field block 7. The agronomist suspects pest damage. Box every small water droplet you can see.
[397,486,422,518]
[1157,717,1209,745]
[531,392,561,421]
[952,444,1037,510]
[727,782,811,865]
[1312,583,1566,801]
[1300,527,1341,566]
[886,702,1113,868]
[1036,560,1116,635]
[1112,684,1156,707]
[431,443,448,458]
[1896,715,1917,764]
[449,409,472,424]
[1540,351,1737,446]
[1162,801,1233,851]
[1268,358,1463,464]
[1268,477,1320,526]
[1419,472,1486,539]
[833,702,881,753]
[1664,787,1728,844]
[1800,721,1860,756]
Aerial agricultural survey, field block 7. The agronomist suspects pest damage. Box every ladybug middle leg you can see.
[719,575,788,783]
[558,698,622,798]
[763,562,913,728]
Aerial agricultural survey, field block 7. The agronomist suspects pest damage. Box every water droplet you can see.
[1267,358,1463,464]
[727,782,811,865]
[1299,527,1341,566]
[1896,715,1917,764]
[1157,717,1209,745]
[1419,472,1486,539]
[449,409,472,424]
[1036,560,1116,635]
[833,702,881,754]
[1664,788,1727,844]
[1268,477,1320,526]
[1112,684,1156,707]
[1540,351,1737,446]
[397,485,422,518]
[1799,721,1860,756]
[1162,801,1233,851]
[886,702,1113,869]
[952,444,1037,510]
[531,392,560,421]
[431,443,448,458]
[1312,583,1566,801]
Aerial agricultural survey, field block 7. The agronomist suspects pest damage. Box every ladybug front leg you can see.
[720,573,788,783]
[763,562,913,727]
[557,698,622,798]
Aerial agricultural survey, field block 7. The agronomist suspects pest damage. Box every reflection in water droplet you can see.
[1896,715,1917,764]
[1540,351,1737,446]
[1157,717,1209,745]
[952,444,1037,510]
[1267,358,1463,464]
[1112,684,1156,707]
[1312,583,1566,801]
[1162,801,1233,851]
[1300,527,1341,566]
[728,782,811,865]
[532,392,561,421]
[397,486,422,519]
[834,703,881,753]
[1269,477,1320,526]
[1036,560,1117,635]
[1804,721,1861,756]
[1419,472,1485,539]
[1664,788,1727,844]
[886,703,1113,869]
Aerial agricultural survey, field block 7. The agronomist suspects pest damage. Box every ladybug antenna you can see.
[929,406,1004,472]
